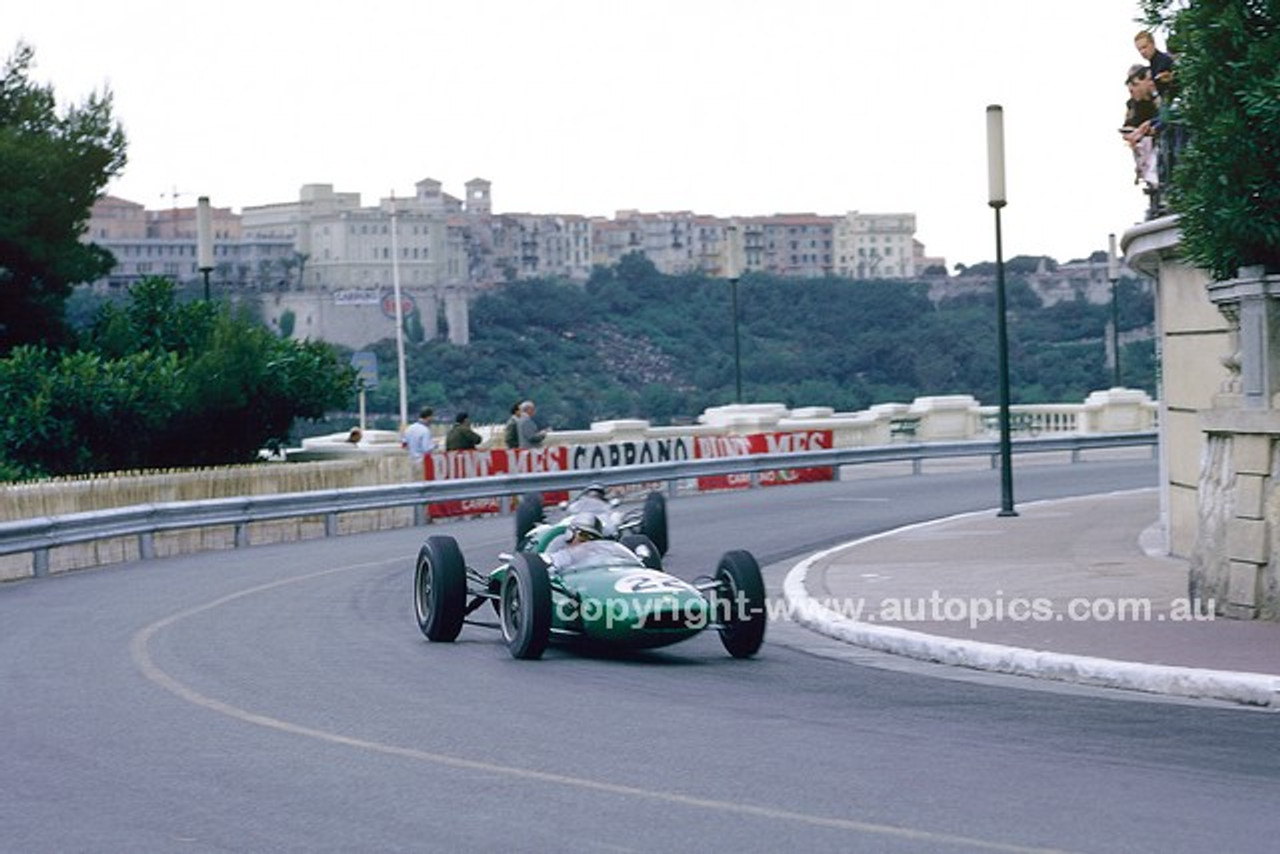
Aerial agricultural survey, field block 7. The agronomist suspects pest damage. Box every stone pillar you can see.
[1081,388,1158,432]
[444,290,470,345]
[909,395,980,441]
[417,291,440,341]
[1196,267,1280,619]
[1206,267,1280,409]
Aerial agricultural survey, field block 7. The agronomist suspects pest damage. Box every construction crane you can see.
[159,186,193,237]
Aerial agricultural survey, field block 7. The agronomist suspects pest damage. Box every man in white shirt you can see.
[402,407,436,476]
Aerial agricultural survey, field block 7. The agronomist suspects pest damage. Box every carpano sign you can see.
[570,438,692,470]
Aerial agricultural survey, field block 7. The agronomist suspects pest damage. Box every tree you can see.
[0,42,127,353]
[1142,2,1280,278]
[0,277,357,478]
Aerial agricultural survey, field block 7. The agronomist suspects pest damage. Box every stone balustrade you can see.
[287,387,1158,460]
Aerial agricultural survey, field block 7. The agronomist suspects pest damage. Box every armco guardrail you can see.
[0,432,1156,579]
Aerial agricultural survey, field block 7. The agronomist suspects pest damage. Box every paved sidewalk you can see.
[782,490,1280,707]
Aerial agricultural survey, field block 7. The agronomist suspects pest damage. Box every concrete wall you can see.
[1125,218,1280,619]
[1124,218,1231,559]
[259,287,469,350]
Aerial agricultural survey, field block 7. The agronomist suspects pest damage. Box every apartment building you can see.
[84,195,289,291]
[834,212,918,279]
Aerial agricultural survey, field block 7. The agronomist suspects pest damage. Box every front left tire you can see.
[415,535,468,642]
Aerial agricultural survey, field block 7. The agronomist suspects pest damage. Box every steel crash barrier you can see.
[0,432,1157,579]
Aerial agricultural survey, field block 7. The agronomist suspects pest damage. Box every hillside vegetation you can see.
[356,253,1155,433]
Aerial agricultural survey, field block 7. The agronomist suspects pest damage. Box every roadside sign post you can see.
[350,351,379,431]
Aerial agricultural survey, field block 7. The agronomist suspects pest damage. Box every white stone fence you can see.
[288,387,1157,460]
[513,387,1156,452]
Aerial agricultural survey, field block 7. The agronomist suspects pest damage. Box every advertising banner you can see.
[693,430,834,491]
[421,432,829,517]
[423,437,695,518]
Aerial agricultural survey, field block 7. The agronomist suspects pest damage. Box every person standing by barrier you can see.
[402,406,436,477]
[1134,28,1181,195]
[517,400,548,448]
[446,412,483,451]
[503,402,521,449]
[1121,65,1160,198]
[1134,29,1175,101]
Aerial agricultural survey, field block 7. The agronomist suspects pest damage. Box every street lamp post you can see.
[1107,233,1122,388]
[196,196,214,301]
[987,105,1017,517]
[725,224,745,403]
[390,196,409,432]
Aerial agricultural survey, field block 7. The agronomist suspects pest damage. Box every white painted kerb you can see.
[782,517,1280,708]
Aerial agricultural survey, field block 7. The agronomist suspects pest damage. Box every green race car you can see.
[413,514,765,660]
[515,484,669,556]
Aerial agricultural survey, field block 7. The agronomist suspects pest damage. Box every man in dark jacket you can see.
[503,402,520,449]
[445,412,483,451]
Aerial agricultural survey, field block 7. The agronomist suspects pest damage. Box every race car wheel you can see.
[620,534,663,571]
[641,491,669,555]
[515,492,545,546]
[414,536,468,642]
[500,553,553,660]
[714,550,766,658]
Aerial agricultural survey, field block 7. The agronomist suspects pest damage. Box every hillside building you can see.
[84,177,950,348]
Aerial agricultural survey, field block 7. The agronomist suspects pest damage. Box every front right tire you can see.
[714,550,766,658]
[500,553,553,660]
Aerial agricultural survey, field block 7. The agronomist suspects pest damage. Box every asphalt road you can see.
[3,455,1278,853]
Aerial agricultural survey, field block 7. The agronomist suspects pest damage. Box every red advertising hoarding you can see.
[693,430,834,491]
[421,431,831,517]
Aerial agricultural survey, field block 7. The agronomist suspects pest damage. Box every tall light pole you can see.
[725,223,745,403]
[390,196,409,432]
[196,196,213,301]
[987,105,1017,517]
[1107,232,1122,388]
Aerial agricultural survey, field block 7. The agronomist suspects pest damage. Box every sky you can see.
[9,1,1159,269]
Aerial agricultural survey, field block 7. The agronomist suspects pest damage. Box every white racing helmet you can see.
[568,512,604,541]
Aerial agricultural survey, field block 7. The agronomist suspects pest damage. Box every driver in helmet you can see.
[546,511,607,569]
[565,511,604,545]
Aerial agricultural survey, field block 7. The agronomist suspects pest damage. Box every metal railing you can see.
[0,432,1156,579]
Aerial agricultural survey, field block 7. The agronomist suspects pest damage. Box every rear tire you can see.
[641,491,668,555]
[714,550,766,658]
[515,492,545,546]
[414,536,467,642]
[500,553,553,660]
